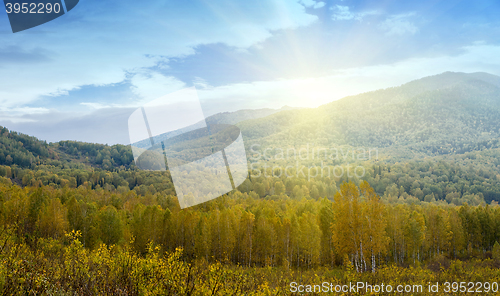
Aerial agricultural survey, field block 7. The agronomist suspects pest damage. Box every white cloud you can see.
[196,44,500,113]
[331,5,378,21]
[192,77,210,89]
[6,43,500,144]
[0,107,50,123]
[80,102,139,110]
[379,13,418,36]
[2,108,136,144]
[80,102,108,110]
[0,0,318,109]
[332,5,354,20]
[300,0,325,9]
[130,71,186,103]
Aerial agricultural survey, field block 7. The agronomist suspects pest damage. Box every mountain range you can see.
[2,71,500,169]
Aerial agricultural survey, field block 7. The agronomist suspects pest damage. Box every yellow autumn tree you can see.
[332,182,364,272]
[360,180,389,272]
[37,198,68,239]
[332,181,388,272]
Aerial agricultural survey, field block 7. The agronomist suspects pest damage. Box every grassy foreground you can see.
[2,232,500,295]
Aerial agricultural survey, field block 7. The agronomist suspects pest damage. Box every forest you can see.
[1,175,500,294]
[2,72,500,294]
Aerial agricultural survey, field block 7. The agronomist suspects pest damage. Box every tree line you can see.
[2,179,500,271]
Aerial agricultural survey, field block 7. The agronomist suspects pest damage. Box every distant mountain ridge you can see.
[132,105,300,149]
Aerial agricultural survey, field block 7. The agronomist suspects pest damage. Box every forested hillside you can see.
[2,72,500,294]
[0,126,135,170]
[0,126,53,167]
[239,72,500,158]
[2,72,500,206]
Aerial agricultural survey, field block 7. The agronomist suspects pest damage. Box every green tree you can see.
[98,205,123,246]
[37,198,68,239]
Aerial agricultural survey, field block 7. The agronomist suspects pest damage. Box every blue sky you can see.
[1,0,500,144]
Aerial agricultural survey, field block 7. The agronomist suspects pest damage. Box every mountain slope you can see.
[132,106,299,149]
[0,126,135,170]
[238,72,500,159]
[2,71,500,168]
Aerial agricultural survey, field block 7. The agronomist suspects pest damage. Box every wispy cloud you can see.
[300,0,325,9]
[331,5,379,21]
[0,0,318,108]
[379,13,419,36]
[6,43,500,144]
[130,70,186,103]
[2,0,499,143]
[0,107,50,123]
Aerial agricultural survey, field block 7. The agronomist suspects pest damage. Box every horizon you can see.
[1,70,499,145]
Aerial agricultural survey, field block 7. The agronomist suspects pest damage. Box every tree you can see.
[448,208,465,258]
[360,181,389,272]
[131,204,163,253]
[310,185,320,200]
[98,205,123,246]
[238,211,254,267]
[386,204,409,264]
[425,205,452,257]
[298,211,320,268]
[404,210,426,263]
[274,181,285,195]
[37,198,68,239]
[332,182,364,272]
[254,183,266,198]
[493,241,500,261]
[292,185,304,200]
[318,199,335,266]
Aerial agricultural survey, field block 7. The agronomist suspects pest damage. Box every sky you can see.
[1,0,500,144]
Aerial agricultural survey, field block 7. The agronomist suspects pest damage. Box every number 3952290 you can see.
[6,3,62,14]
